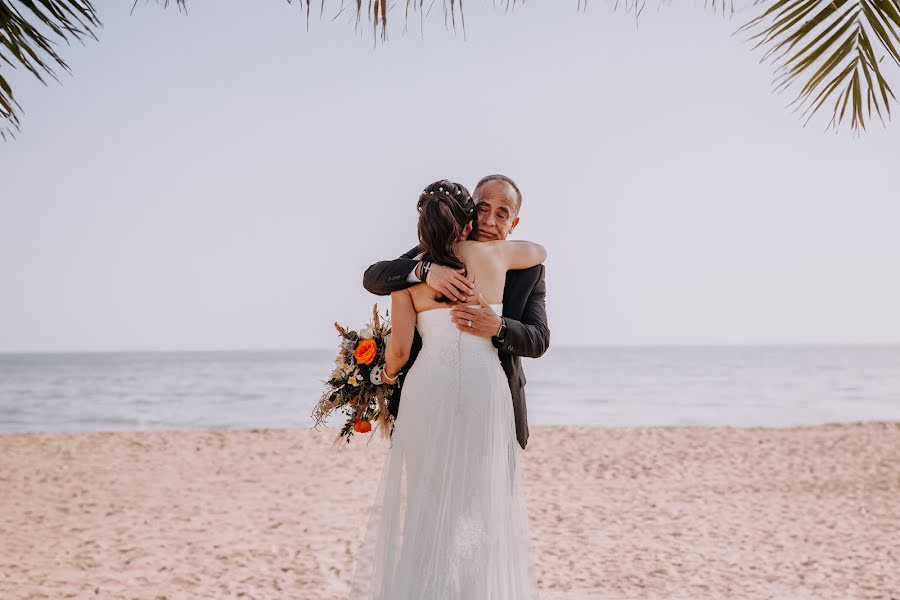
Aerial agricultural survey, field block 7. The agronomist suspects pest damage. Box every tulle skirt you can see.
[348,333,539,600]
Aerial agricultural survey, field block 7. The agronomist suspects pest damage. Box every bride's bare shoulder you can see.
[458,240,502,255]
[469,239,546,270]
[463,239,542,255]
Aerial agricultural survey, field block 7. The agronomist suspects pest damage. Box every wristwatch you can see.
[493,317,507,342]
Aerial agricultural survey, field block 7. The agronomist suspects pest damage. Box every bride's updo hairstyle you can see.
[416,179,477,273]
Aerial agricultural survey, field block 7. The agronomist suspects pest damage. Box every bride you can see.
[349,180,546,599]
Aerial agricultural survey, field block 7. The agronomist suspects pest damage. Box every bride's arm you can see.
[495,240,547,271]
[384,289,416,382]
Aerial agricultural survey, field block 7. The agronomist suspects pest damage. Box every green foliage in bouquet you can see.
[312,304,395,446]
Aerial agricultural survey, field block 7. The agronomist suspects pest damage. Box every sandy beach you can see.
[1,423,897,600]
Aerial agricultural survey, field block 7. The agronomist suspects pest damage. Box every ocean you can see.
[1,345,898,433]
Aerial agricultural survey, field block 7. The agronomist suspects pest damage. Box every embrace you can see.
[349,175,550,599]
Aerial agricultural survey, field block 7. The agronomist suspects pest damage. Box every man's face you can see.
[473,181,520,241]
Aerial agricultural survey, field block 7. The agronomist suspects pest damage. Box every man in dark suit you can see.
[362,174,549,450]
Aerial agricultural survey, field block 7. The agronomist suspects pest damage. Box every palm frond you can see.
[0,0,102,139]
[3,0,900,139]
[741,0,900,131]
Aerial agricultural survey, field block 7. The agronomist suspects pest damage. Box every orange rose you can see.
[354,339,377,365]
[353,419,372,433]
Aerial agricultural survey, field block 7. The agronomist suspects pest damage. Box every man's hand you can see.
[425,263,475,303]
[450,294,502,338]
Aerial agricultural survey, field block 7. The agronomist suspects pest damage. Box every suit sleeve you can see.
[363,246,422,296]
[494,265,550,359]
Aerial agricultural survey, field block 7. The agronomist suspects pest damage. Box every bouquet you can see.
[312,304,395,445]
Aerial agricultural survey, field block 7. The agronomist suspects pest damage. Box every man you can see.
[362,174,549,450]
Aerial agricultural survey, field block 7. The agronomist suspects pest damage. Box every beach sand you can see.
[1,423,897,599]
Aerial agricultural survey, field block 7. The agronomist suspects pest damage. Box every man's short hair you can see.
[474,174,522,213]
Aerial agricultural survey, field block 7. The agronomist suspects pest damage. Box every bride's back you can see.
[407,240,539,314]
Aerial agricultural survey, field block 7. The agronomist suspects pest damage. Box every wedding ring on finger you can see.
[467,320,473,328]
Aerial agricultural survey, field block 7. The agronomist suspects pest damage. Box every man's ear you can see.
[509,216,520,234]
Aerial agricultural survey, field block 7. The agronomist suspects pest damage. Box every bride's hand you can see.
[424,263,475,303]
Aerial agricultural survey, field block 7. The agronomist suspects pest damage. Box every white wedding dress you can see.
[349,304,539,600]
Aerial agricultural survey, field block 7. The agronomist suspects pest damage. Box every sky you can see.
[0,0,898,352]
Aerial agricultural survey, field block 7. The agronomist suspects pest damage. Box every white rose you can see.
[370,365,384,385]
[359,326,374,340]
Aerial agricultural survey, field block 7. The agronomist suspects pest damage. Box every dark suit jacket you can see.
[362,246,550,449]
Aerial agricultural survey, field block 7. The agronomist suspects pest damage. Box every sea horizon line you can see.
[2,342,900,356]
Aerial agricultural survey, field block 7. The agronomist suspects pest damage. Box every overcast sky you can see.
[0,0,898,352]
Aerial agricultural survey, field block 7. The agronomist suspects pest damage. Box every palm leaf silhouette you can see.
[740,0,900,130]
[1,0,897,139]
